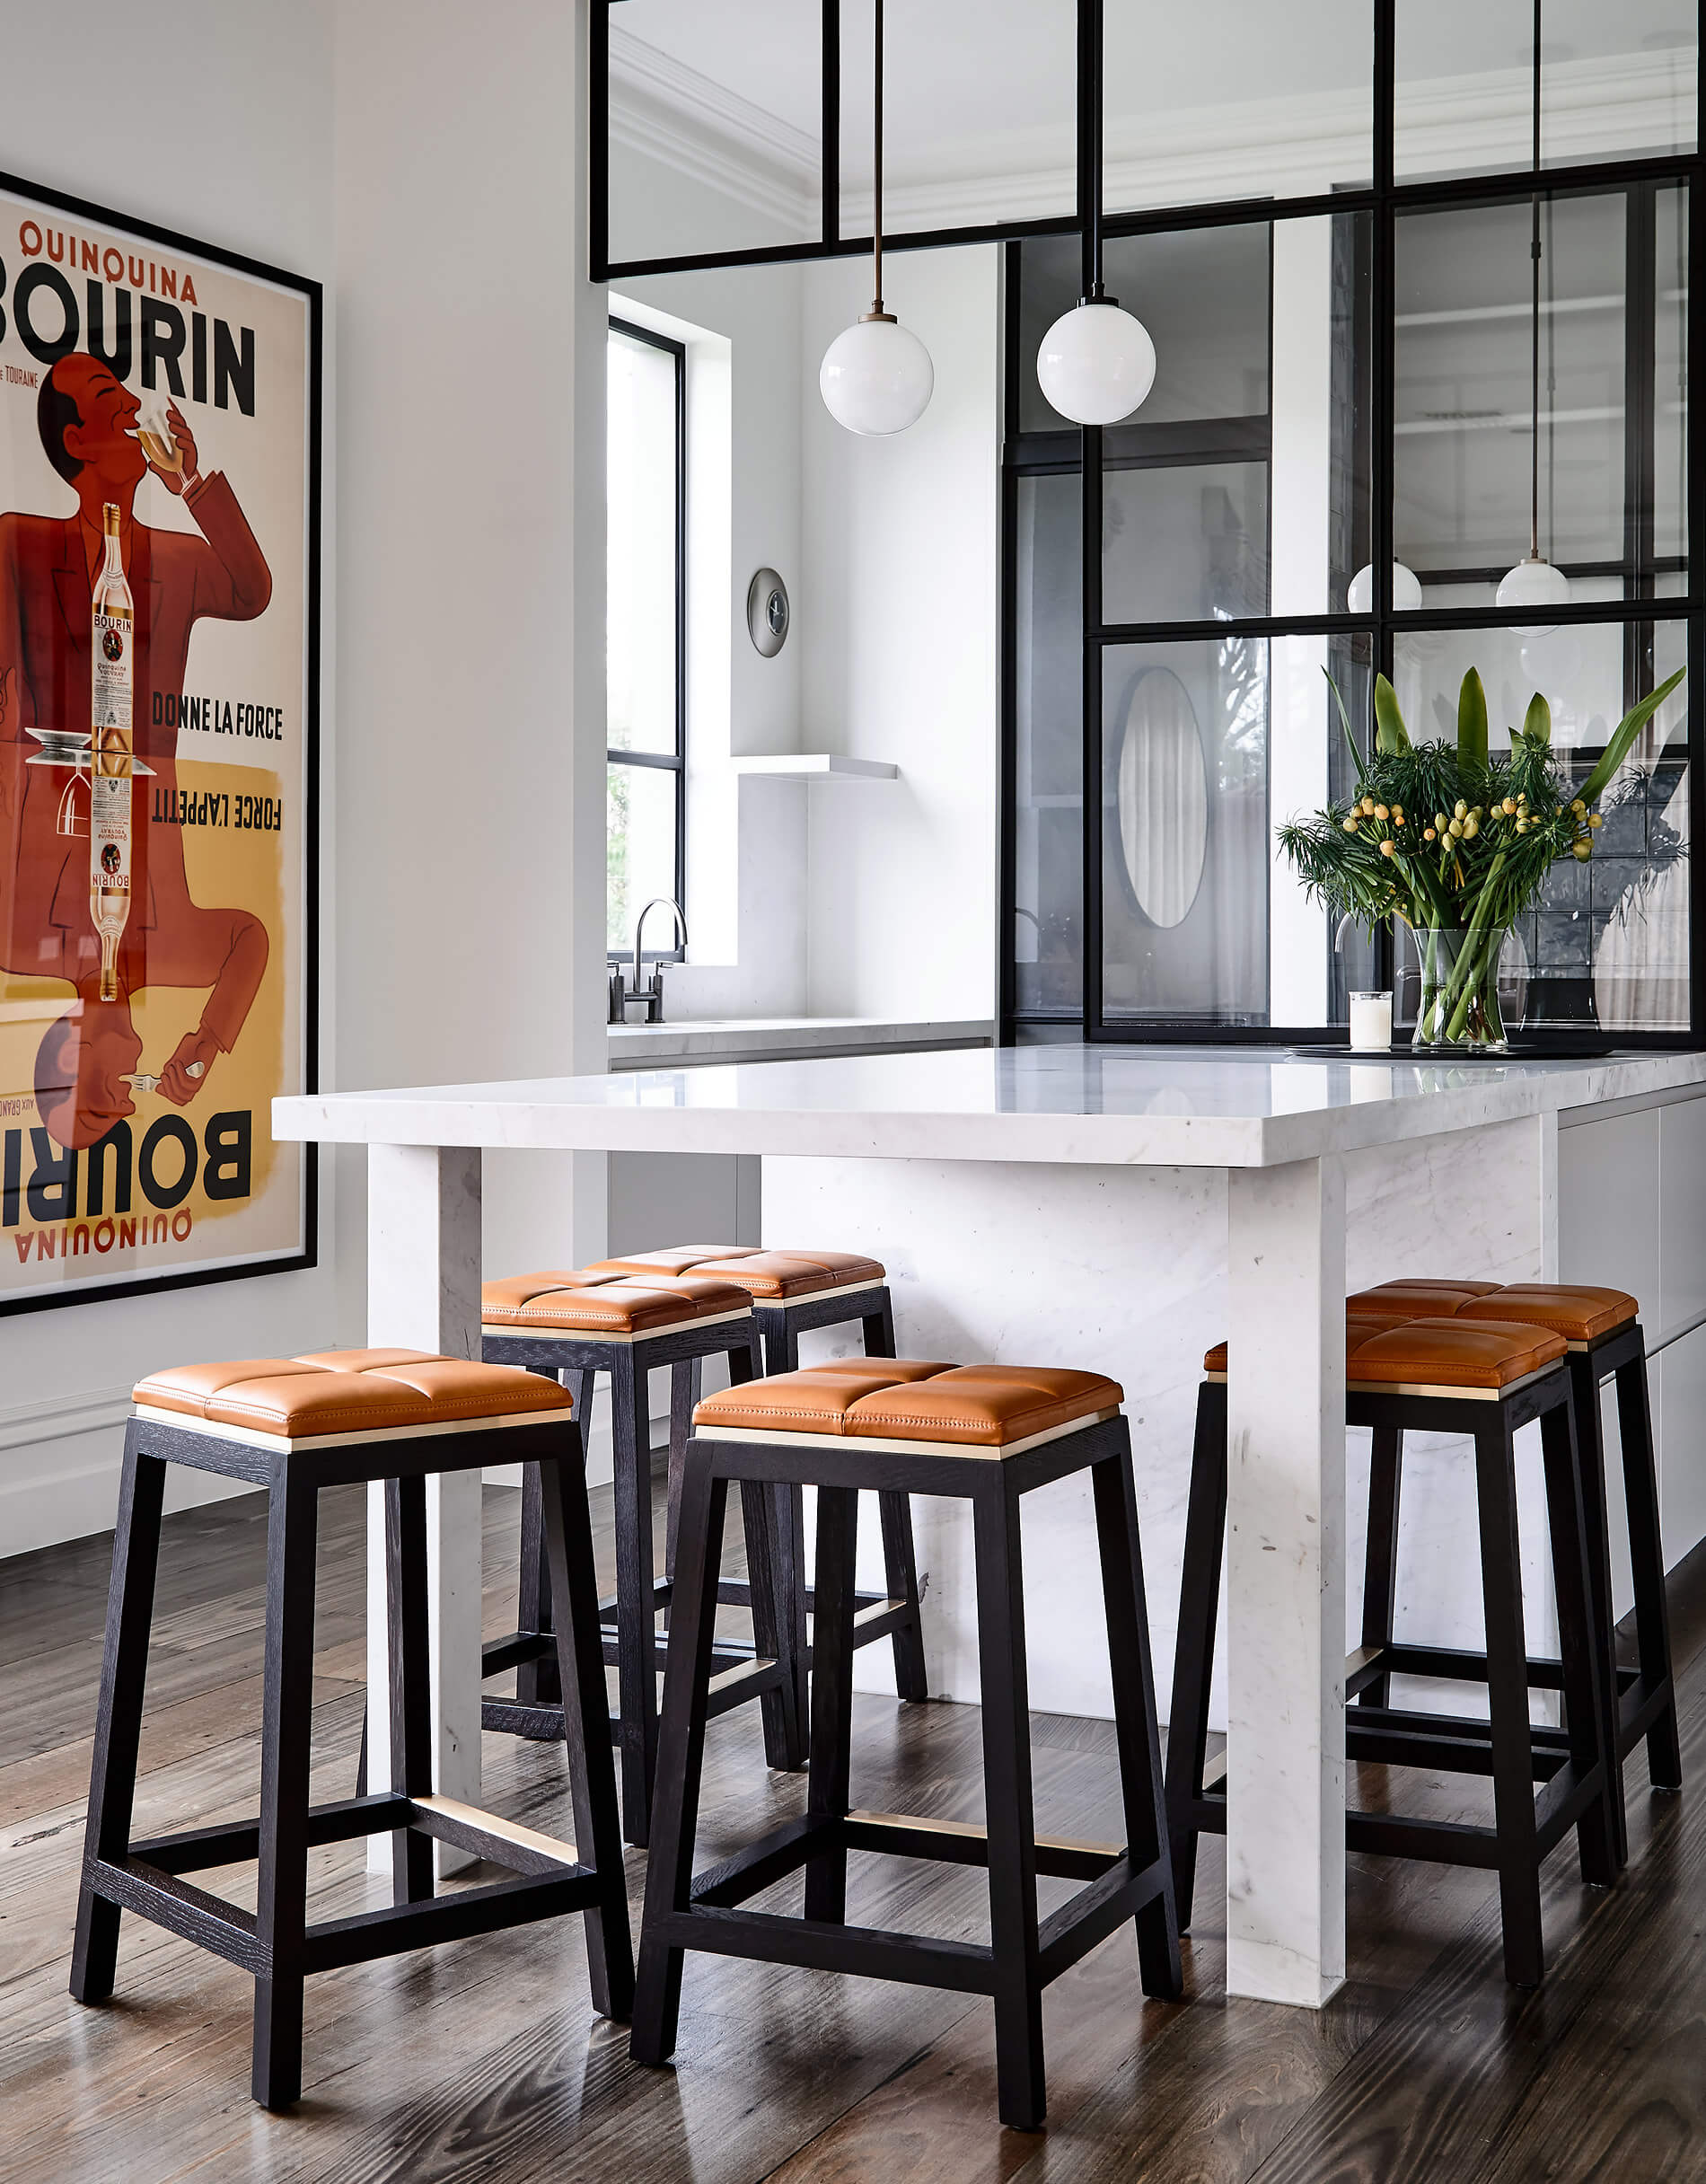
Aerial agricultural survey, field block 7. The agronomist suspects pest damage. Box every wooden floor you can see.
[3,1472,1704,2184]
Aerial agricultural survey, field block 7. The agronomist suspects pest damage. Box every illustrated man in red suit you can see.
[0,351,272,1149]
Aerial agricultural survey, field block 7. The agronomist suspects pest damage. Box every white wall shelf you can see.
[732,753,899,780]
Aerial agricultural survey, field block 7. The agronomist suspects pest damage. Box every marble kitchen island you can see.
[275,1044,1706,2011]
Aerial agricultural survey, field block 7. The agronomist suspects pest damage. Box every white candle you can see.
[1349,990,1393,1051]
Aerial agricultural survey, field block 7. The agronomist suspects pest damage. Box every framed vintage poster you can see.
[0,174,319,1314]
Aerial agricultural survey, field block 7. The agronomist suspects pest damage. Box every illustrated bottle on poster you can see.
[90,501,134,1002]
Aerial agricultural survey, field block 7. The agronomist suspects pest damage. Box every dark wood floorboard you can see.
[1,1478,1702,2182]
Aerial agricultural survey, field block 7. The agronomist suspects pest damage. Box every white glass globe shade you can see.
[1036,300,1156,426]
[1346,560,1423,613]
[819,315,934,436]
[1495,554,1570,638]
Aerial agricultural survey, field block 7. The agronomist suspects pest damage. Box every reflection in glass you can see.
[1393,623,1691,1032]
[606,0,823,262]
[1395,193,1628,593]
[607,330,680,755]
[1103,2,1373,214]
[1103,636,1270,1025]
[1104,462,1268,624]
[1396,0,1697,183]
[1013,472,1082,1018]
[840,0,1076,238]
[1113,669,1209,929]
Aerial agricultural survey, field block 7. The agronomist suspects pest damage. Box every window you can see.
[607,318,685,958]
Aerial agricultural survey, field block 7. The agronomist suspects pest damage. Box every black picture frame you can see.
[0,166,321,1317]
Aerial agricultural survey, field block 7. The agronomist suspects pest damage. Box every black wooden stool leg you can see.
[1163,1380,1225,1931]
[1473,1416,1545,1987]
[861,1294,930,1704]
[1563,1350,1626,1864]
[631,1453,728,2065]
[539,1429,635,2020]
[1614,1344,1682,1791]
[514,1461,561,1716]
[252,1472,319,2109]
[666,1361,702,1580]
[384,1476,435,1905]
[803,1485,859,1924]
[762,1316,813,1752]
[1092,1433,1183,1999]
[729,1332,805,1770]
[71,1430,165,2006]
[1539,1396,1619,1888]
[611,1346,659,1846]
[1360,1425,1403,1710]
[972,1474,1046,2131]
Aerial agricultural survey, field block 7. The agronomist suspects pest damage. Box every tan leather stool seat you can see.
[1455,1282,1639,1345]
[590,1245,885,1301]
[1346,1317,1568,1392]
[481,1269,752,1334]
[694,1359,1121,1451]
[133,1348,574,1440]
[1350,1277,1639,1346]
[1202,1307,1412,1378]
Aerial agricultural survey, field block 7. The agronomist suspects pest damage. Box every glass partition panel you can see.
[1391,189,1689,601]
[1100,632,1376,1027]
[607,0,823,263]
[1104,0,1373,216]
[1014,471,1083,1020]
[840,0,1076,239]
[1104,462,1270,624]
[1396,0,1698,185]
[1391,620,1690,1033]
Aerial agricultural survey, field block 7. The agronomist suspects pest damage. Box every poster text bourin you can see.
[0,178,316,1310]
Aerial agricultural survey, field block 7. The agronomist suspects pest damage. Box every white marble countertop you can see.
[276,1043,1706,1167]
[607,1015,991,1068]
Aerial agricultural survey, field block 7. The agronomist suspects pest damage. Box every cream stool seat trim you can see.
[130,1402,567,1456]
[693,1407,1118,1463]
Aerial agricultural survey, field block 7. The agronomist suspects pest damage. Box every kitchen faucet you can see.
[609,897,688,1024]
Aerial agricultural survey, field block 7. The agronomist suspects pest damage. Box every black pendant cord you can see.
[1529,0,1543,562]
[1079,0,1107,304]
[870,0,885,317]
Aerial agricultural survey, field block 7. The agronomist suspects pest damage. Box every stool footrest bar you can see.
[842,1810,1123,1883]
[128,1794,409,1872]
[1036,1854,1172,1984]
[302,1870,601,1975]
[690,1814,836,1908]
[655,1903,997,1994]
[1345,1811,1504,1870]
[86,1856,264,1973]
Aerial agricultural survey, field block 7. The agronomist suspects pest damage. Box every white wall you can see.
[333,0,609,1306]
[799,247,1000,1021]
[0,1,347,1555]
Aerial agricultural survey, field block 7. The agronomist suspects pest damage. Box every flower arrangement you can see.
[1278,664,1686,1049]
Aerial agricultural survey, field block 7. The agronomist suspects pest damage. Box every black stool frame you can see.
[480,1315,797,1844]
[1166,1361,1617,1987]
[743,1283,931,1732]
[71,1410,632,2109]
[1360,1318,1681,1864]
[632,1413,1182,2132]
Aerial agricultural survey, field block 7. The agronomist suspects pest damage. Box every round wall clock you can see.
[746,568,790,656]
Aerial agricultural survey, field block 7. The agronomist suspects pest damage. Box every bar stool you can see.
[1351,1279,1681,1862]
[479,1269,796,1843]
[1165,1315,1617,1986]
[70,1350,632,2109]
[590,1246,930,1726]
[631,1359,1182,2133]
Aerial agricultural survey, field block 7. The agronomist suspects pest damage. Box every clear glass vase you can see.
[1411,926,1511,1053]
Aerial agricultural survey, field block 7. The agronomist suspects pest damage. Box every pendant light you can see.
[1497,0,1570,634]
[819,0,933,436]
[1347,560,1423,614]
[1035,0,1156,426]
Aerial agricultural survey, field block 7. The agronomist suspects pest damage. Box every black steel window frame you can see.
[591,2,1705,1046]
[607,314,688,962]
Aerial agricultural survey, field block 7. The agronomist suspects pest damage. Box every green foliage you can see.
[1278,666,1689,945]
[1457,669,1488,770]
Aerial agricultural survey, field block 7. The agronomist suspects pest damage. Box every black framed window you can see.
[607,317,686,958]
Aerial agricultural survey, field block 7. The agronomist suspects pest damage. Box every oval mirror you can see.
[1114,667,1208,929]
